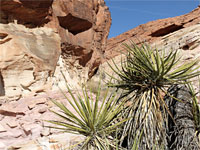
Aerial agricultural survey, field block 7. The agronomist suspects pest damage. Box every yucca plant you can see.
[115,127,143,150]
[107,42,200,149]
[46,75,128,150]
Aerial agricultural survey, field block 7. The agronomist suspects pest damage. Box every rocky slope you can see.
[0,0,111,100]
[92,23,200,90]
[105,6,200,60]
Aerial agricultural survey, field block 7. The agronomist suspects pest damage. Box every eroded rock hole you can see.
[182,45,189,50]
[58,14,92,35]
[0,72,5,96]
[150,24,184,37]
[0,33,8,39]
[182,41,199,50]
[93,68,99,76]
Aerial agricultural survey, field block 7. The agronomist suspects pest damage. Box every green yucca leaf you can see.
[131,129,144,150]
[50,99,87,128]
[93,79,101,124]
[168,61,198,78]
[47,120,87,133]
[49,109,78,125]
[81,136,92,149]
[59,87,88,123]
[47,76,127,149]
[163,50,178,74]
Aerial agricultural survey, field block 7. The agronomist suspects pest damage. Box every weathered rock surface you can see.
[51,0,111,82]
[8,133,84,150]
[0,0,53,27]
[0,23,61,99]
[105,6,200,60]
[0,0,111,99]
[0,90,86,149]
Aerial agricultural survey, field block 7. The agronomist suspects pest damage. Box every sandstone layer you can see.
[0,0,111,99]
[0,91,85,149]
[0,23,61,99]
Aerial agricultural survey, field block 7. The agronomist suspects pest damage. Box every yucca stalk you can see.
[108,42,200,149]
[46,75,128,150]
[166,84,200,150]
[187,81,200,147]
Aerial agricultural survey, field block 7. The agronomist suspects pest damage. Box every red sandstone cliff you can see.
[0,0,111,99]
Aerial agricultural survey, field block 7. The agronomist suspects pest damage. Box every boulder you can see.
[0,0,53,27]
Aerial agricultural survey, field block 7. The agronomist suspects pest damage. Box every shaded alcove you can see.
[0,71,5,96]
[150,24,184,37]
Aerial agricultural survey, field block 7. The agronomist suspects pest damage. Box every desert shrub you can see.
[108,42,200,149]
[46,76,128,150]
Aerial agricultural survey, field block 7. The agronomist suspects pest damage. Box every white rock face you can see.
[0,0,111,149]
[0,23,61,100]
[154,24,200,92]
[153,24,200,61]
[52,56,90,91]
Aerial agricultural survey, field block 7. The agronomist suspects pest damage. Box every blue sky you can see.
[105,0,200,38]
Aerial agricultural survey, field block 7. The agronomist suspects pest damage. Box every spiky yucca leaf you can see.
[108,43,200,91]
[108,42,200,149]
[46,79,127,150]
